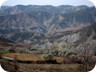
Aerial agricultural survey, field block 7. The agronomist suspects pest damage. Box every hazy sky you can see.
[3,0,94,6]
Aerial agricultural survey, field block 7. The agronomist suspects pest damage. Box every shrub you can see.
[59,50,67,57]
[0,50,10,54]
[65,51,77,58]
[9,49,16,53]
[43,54,53,60]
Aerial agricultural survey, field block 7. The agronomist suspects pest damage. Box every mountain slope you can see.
[0,5,89,15]
[0,5,95,44]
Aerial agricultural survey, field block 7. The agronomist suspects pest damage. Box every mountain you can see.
[0,36,14,44]
[0,5,96,45]
[0,5,89,15]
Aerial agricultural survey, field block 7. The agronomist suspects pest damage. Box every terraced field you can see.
[0,53,95,72]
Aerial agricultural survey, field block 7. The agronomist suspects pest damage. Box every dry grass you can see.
[18,64,80,72]
[53,57,64,63]
[2,53,45,61]
[1,53,95,72]
[1,60,81,72]
[2,53,68,63]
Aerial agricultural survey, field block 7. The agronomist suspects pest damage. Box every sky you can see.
[2,0,94,6]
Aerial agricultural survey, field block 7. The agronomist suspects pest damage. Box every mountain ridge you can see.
[0,5,96,45]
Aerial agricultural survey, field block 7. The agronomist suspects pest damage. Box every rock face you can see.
[0,5,96,47]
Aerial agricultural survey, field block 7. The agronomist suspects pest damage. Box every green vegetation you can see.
[0,50,10,54]
[43,54,53,60]
[65,51,77,58]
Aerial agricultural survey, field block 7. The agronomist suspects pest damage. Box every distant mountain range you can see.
[0,5,96,46]
[0,5,90,15]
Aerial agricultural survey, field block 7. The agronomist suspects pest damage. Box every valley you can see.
[0,5,96,72]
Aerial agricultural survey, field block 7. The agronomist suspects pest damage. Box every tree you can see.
[43,54,53,60]
[77,30,95,72]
